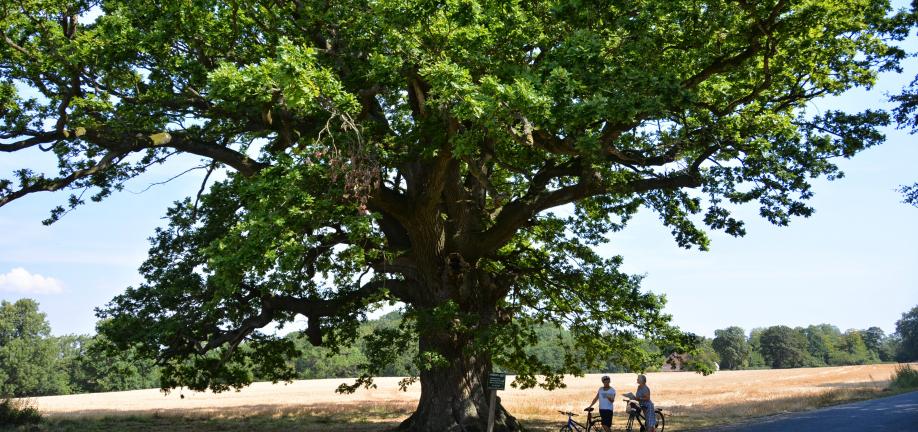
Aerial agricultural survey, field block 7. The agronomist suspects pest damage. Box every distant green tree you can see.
[747,328,769,368]
[58,334,160,393]
[759,326,810,369]
[0,299,69,396]
[801,324,842,366]
[684,338,720,372]
[829,330,873,365]
[285,310,418,380]
[55,334,93,392]
[287,336,366,379]
[712,327,750,370]
[284,311,659,381]
[880,335,900,362]
[523,325,567,372]
[861,327,886,359]
[358,311,420,378]
[895,306,918,362]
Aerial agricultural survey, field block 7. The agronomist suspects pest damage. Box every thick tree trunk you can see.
[397,325,522,432]
[393,206,519,431]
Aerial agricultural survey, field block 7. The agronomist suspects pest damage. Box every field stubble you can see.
[22,363,909,431]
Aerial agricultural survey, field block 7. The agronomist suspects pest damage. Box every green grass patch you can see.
[0,412,402,432]
[889,363,918,391]
[0,397,42,428]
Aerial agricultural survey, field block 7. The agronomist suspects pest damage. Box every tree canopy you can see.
[890,1,918,206]
[895,306,918,361]
[1,0,913,430]
[0,299,69,397]
[712,326,750,370]
[759,325,810,369]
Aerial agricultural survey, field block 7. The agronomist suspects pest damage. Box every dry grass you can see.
[23,363,912,431]
[501,363,902,431]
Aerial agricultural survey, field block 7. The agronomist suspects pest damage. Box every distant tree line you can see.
[2,299,916,397]
[709,306,918,370]
[0,299,159,397]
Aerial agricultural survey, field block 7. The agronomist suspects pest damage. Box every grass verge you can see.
[1,412,404,432]
[889,363,918,391]
[0,397,42,428]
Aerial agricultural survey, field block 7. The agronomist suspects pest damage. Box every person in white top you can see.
[586,375,616,432]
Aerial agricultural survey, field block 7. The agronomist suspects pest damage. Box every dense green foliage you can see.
[57,334,161,393]
[287,311,419,380]
[713,315,912,370]
[681,337,720,372]
[4,300,913,401]
[288,311,912,376]
[0,299,159,397]
[2,0,914,429]
[759,325,810,369]
[0,299,70,397]
[712,326,751,370]
[890,3,918,206]
[894,306,918,361]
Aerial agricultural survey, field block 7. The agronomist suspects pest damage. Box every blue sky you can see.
[1,15,917,340]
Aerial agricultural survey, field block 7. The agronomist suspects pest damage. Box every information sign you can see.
[487,372,506,390]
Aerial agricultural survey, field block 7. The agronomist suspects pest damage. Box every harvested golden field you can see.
[26,363,910,431]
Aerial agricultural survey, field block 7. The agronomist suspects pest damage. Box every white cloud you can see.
[0,268,64,294]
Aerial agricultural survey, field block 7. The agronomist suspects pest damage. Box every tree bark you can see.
[397,321,522,432]
[390,255,521,432]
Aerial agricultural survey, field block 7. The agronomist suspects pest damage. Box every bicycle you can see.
[623,398,665,432]
[557,407,603,432]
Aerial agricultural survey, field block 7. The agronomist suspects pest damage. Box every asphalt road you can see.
[704,391,918,432]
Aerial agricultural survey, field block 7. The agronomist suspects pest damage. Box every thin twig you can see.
[128,164,210,194]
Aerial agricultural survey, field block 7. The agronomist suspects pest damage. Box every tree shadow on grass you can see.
[517,418,569,431]
[16,387,897,432]
[814,380,888,390]
[29,407,587,432]
[27,402,413,432]
[15,409,562,432]
[508,387,899,432]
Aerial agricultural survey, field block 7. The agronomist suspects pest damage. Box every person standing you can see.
[635,374,656,432]
[586,375,616,432]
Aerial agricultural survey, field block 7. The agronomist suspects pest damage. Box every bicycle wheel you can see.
[589,418,605,431]
[559,426,573,432]
[654,410,665,432]
[624,414,636,432]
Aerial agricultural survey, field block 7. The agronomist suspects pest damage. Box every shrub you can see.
[889,364,918,391]
[0,396,42,426]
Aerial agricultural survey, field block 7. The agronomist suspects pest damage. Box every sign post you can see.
[486,372,506,432]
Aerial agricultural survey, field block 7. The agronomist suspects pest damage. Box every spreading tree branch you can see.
[0,128,269,208]
[198,278,413,353]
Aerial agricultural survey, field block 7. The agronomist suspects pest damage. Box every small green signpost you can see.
[486,372,506,432]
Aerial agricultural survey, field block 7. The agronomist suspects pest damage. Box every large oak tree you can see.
[1,0,911,430]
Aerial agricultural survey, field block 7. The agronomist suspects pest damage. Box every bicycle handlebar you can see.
[557,407,599,418]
